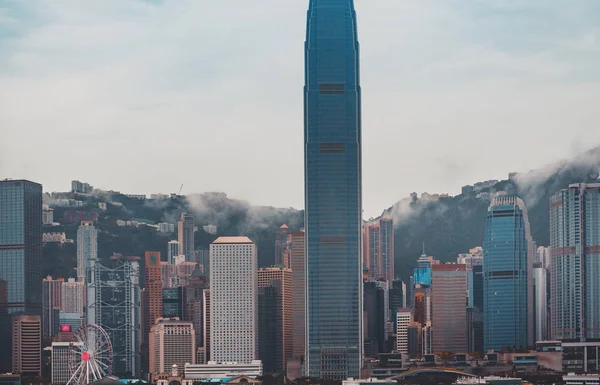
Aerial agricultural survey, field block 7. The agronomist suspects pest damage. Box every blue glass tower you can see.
[304,0,362,379]
[483,197,533,351]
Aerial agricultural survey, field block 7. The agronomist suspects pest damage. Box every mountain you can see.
[42,147,600,283]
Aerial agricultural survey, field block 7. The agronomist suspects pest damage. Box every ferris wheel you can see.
[67,324,113,385]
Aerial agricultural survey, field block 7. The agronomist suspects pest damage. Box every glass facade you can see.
[76,221,97,284]
[551,183,600,342]
[483,197,532,351]
[304,0,362,379]
[162,287,184,319]
[0,180,43,315]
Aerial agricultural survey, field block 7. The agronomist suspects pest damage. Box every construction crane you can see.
[178,184,184,195]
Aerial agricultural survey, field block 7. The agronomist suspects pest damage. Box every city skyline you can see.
[2,1,600,218]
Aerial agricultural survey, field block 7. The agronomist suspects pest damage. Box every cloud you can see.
[1,1,600,218]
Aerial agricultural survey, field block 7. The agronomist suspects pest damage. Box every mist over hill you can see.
[42,147,600,282]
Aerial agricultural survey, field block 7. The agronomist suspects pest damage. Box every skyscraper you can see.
[362,219,394,282]
[168,241,180,265]
[430,264,467,354]
[42,276,63,340]
[483,197,533,351]
[257,267,293,373]
[550,182,600,342]
[149,318,195,377]
[87,255,141,377]
[304,0,363,378]
[12,315,42,376]
[533,262,549,342]
[363,281,386,357]
[275,224,290,267]
[379,218,395,283]
[77,221,97,284]
[210,237,257,364]
[0,179,43,315]
[290,231,306,365]
[60,278,85,315]
[178,213,195,261]
[144,251,163,371]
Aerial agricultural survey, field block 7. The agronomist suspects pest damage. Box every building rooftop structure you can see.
[213,237,253,244]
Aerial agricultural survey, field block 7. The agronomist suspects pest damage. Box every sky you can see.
[1,1,600,218]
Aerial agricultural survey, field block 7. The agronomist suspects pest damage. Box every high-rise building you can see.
[290,232,306,362]
[275,225,290,267]
[550,182,600,342]
[466,308,484,354]
[168,241,180,265]
[395,309,412,354]
[162,287,184,319]
[42,276,63,340]
[149,318,195,376]
[178,213,195,260]
[363,223,380,278]
[161,262,174,288]
[0,180,43,315]
[431,264,467,354]
[364,281,387,357]
[0,179,42,372]
[257,267,292,373]
[210,237,257,364]
[362,218,395,282]
[12,315,41,376]
[87,255,141,377]
[483,197,533,351]
[77,221,97,284]
[183,268,208,362]
[537,246,551,270]
[304,0,363,378]
[533,262,549,342]
[389,279,406,310]
[144,251,163,371]
[203,289,211,363]
[380,218,394,283]
[52,341,80,385]
[468,265,484,311]
[60,278,85,315]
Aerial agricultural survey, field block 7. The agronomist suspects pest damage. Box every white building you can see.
[563,374,600,385]
[77,221,97,284]
[159,223,176,233]
[396,309,412,354]
[52,342,81,384]
[210,237,257,364]
[61,278,85,315]
[184,361,263,379]
[537,246,551,269]
[149,318,196,376]
[168,241,181,264]
[203,225,218,235]
[42,209,54,225]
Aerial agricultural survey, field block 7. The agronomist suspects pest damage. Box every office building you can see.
[551,182,600,342]
[537,246,551,270]
[395,309,412,354]
[275,224,290,267]
[203,289,211,363]
[364,281,387,357]
[42,276,63,340]
[178,213,195,260]
[483,197,533,351]
[0,180,42,372]
[210,237,257,363]
[304,0,363,378]
[87,255,141,377]
[457,247,484,270]
[52,341,80,385]
[184,361,263,379]
[290,232,306,362]
[364,219,395,282]
[161,262,174,288]
[176,262,199,286]
[168,241,180,265]
[183,269,208,360]
[77,221,97,284]
[431,264,467,354]
[42,208,54,225]
[533,262,549,342]
[407,322,421,356]
[163,287,184,319]
[257,267,292,373]
[58,312,83,331]
[144,251,163,372]
[149,318,195,376]
[61,278,85,315]
[12,315,41,376]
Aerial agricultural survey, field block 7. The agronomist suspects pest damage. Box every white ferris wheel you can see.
[67,324,113,385]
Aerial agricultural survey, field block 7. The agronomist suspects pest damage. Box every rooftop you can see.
[213,236,253,244]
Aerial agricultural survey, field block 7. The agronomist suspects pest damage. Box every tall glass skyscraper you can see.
[483,197,533,351]
[77,221,97,284]
[304,0,362,379]
[550,182,600,342]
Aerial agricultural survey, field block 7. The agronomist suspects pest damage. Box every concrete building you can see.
[0,179,43,372]
[203,289,211,363]
[184,361,263,379]
[533,262,549,342]
[42,276,63,340]
[395,309,412,354]
[42,208,54,225]
[77,221,97,284]
[431,264,467,354]
[364,281,387,357]
[168,241,180,265]
[363,218,395,282]
[178,213,195,260]
[71,180,93,194]
[61,278,85,315]
[257,267,292,373]
[149,318,196,377]
[290,231,306,363]
[52,341,81,384]
[12,315,42,376]
[145,251,163,370]
[210,237,257,364]
[551,182,600,342]
[274,225,290,267]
